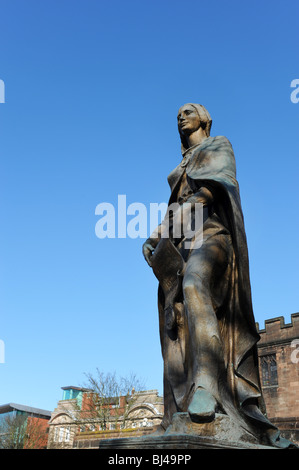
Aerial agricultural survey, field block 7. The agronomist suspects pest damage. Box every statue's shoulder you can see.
[191,136,234,162]
[187,135,236,180]
[191,136,233,158]
[206,135,233,149]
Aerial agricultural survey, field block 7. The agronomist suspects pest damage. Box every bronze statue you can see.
[143,103,294,448]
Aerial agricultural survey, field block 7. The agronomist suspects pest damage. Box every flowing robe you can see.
[150,135,292,447]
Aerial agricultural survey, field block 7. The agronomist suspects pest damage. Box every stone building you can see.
[47,386,163,449]
[257,313,299,444]
[47,386,89,449]
[73,389,164,449]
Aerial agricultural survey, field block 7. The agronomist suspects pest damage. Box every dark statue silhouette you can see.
[143,103,296,448]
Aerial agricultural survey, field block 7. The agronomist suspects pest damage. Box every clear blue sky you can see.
[0,0,298,412]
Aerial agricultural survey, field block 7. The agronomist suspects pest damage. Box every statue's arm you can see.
[142,224,163,267]
[142,185,214,266]
[184,185,214,207]
[171,185,214,240]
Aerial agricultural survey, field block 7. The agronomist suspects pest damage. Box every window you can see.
[65,427,70,442]
[54,427,59,442]
[59,427,64,442]
[261,354,278,387]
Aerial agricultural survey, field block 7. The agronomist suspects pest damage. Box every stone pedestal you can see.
[97,413,274,449]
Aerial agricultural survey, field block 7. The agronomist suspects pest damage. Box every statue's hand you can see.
[142,239,157,267]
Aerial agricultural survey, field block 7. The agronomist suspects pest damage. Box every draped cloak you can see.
[151,135,294,447]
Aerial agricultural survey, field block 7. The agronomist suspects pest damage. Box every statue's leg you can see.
[182,233,232,422]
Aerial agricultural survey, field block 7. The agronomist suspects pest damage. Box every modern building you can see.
[0,403,51,449]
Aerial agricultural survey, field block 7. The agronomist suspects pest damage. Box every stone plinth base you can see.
[97,413,274,450]
[97,434,273,449]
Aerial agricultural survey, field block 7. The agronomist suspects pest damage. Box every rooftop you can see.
[0,403,52,418]
[61,386,91,392]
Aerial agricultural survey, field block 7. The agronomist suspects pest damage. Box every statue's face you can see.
[177,105,201,135]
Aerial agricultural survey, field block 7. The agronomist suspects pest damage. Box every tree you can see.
[0,413,48,449]
[47,369,147,448]
[81,369,146,431]
[0,414,27,449]
[24,416,49,449]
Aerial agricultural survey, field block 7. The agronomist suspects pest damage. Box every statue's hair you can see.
[178,103,212,154]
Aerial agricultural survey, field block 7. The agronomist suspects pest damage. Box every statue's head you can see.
[177,103,212,153]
